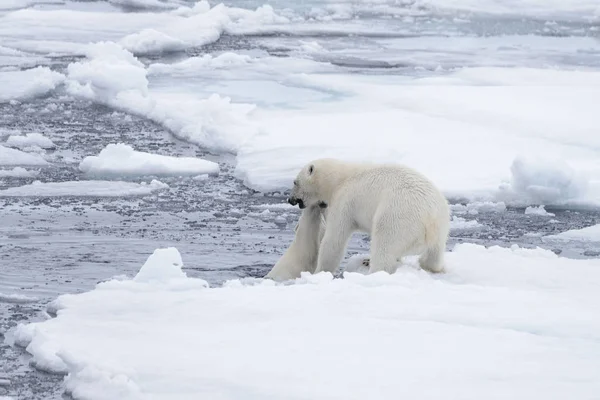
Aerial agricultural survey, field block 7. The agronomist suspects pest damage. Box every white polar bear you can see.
[287,158,450,275]
[265,204,326,281]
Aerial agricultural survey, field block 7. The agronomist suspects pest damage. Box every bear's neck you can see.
[320,163,367,202]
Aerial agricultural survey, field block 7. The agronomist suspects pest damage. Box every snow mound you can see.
[0,167,38,178]
[450,216,483,230]
[133,247,194,284]
[14,244,600,399]
[525,205,555,217]
[0,67,64,102]
[500,157,590,206]
[544,224,600,243]
[0,145,47,166]
[5,133,56,150]
[0,179,168,197]
[79,143,219,177]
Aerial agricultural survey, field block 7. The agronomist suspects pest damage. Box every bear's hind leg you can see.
[368,235,402,274]
[419,242,445,273]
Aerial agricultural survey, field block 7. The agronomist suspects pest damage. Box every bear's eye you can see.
[293,180,298,186]
[308,165,314,175]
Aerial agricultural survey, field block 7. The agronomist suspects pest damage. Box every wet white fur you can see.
[290,158,450,275]
[265,205,326,281]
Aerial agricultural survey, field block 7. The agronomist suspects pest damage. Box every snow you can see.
[524,205,555,217]
[79,143,219,177]
[0,145,47,166]
[0,66,64,102]
[0,179,168,197]
[0,167,38,178]
[5,133,56,150]
[544,224,600,242]
[14,243,600,399]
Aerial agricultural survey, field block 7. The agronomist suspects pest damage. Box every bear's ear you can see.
[308,165,314,175]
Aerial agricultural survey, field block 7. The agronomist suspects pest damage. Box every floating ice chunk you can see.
[450,201,506,215]
[0,145,47,166]
[524,205,555,217]
[450,216,483,230]
[0,67,64,102]
[544,224,600,242]
[119,29,189,55]
[134,247,187,283]
[5,133,56,150]
[0,292,39,303]
[0,167,38,178]
[79,143,219,177]
[0,179,168,197]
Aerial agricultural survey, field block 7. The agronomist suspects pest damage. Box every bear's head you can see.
[288,160,329,210]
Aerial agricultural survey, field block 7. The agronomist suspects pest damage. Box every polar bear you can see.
[287,158,450,275]
[265,204,327,281]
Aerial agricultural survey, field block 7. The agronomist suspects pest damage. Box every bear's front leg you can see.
[314,218,353,275]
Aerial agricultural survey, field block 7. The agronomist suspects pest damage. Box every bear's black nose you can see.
[287,197,298,206]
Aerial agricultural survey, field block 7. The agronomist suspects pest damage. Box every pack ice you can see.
[14,244,600,400]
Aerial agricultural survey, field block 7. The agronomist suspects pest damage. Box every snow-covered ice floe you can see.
[79,143,219,177]
[0,67,64,103]
[0,145,47,166]
[524,205,555,217]
[543,224,600,243]
[14,244,600,399]
[5,133,56,150]
[0,179,168,197]
[0,167,38,178]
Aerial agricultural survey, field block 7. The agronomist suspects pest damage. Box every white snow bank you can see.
[0,179,168,197]
[0,145,47,166]
[66,42,257,153]
[15,243,600,399]
[524,205,555,217]
[5,133,56,150]
[0,67,64,102]
[544,224,600,242]
[79,143,219,177]
[0,167,38,178]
